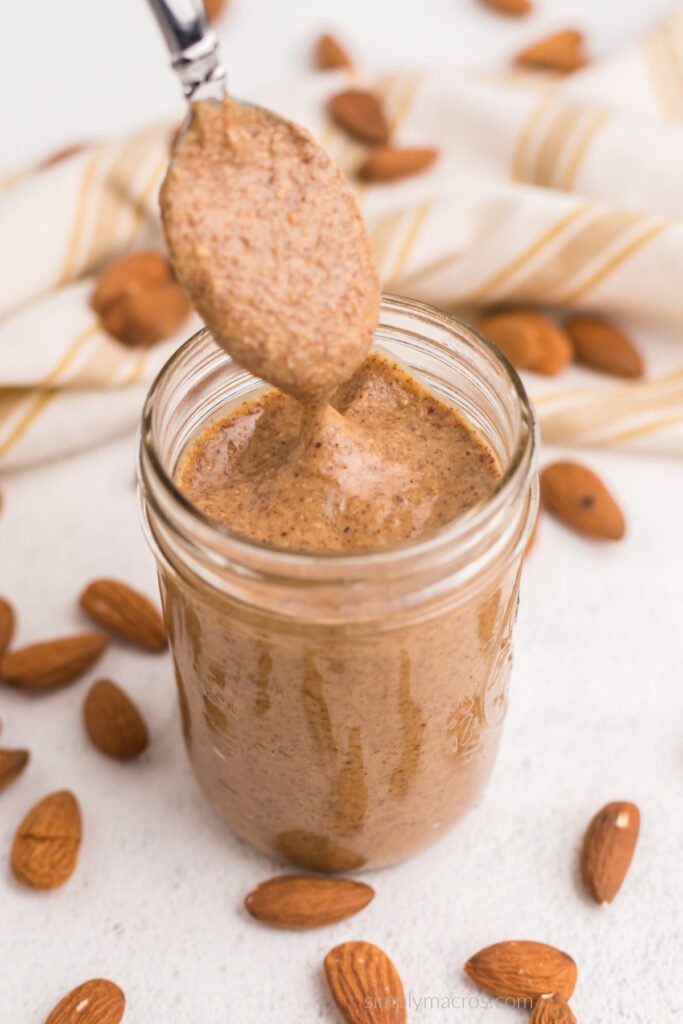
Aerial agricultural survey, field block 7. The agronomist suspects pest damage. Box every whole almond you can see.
[0,596,15,659]
[540,461,625,540]
[245,875,374,929]
[101,282,191,348]
[565,315,644,378]
[522,313,573,376]
[328,90,390,145]
[45,978,125,1024]
[0,748,30,793]
[531,993,577,1023]
[359,147,439,182]
[315,33,353,70]
[203,0,228,21]
[580,800,640,904]
[480,312,543,370]
[84,679,149,760]
[0,633,109,692]
[465,941,577,1004]
[80,578,167,651]
[515,30,588,72]
[482,0,532,15]
[91,250,172,315]
[324,941,406,1023]
[11,790,82,890]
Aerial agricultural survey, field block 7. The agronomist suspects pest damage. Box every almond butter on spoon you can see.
[161,97,380,403]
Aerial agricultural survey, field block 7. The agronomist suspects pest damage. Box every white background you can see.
[1,1,683,1022]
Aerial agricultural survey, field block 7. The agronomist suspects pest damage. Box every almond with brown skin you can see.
[328,90,390,145]
[84,679,149,760]
[45,979,125,1024]
[465,941,577,1004]
[531,993,577,1023]
[482,0,532,15]
[565,315,644,378]
[580,800,640,904]
[203,0,228,21]
[540,461,625,540]
[324,941,406,1024]
[359,147,439,182]
[523,313,573,376]
[245,875,374,929]
[91,250,172,314]
[0,749,30,793]
[80,578,167,651]
[0,596,15,659]
[315,33,353,70]
[101,281,191,348]
[0,632,109,692]
[479,312,543,370]
[11,790,82,890]
[515,30,588,73]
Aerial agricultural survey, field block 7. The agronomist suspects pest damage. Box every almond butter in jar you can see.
[138,296,537,871]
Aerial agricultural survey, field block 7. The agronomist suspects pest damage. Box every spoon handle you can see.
[145,0,226,102]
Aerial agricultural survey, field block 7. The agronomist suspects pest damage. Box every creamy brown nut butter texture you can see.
[163,97,499,550]
[158,98,512,871]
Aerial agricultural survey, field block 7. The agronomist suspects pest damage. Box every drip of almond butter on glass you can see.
[154,97,524,872]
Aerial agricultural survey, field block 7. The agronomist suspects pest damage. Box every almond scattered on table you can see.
[565,314,644,378]
[358,147,439,182]
[0,748,30,793]
[465,940,577,1005]
[0,596,15,659]
[11,789,82,890]
[324,941,406,1024]
[580,800,640,904]
[530,993,577,1023]
[515,30,588,73]
[315,32,353,70]
[328,90,391,145]
[91,250,172,315]
[540,461,625,540]
[245,875,374,929]
[44,978,125,1024]
[80,578,167,651]
[482,0,532,15]
[522,312,573,376]
[479,312,543,370]
[0,632,109,692]
[100,281,191,348]
[203,0,228,22]
[84,679,149,760]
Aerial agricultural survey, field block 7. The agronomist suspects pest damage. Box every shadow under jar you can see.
[138,295,538,872]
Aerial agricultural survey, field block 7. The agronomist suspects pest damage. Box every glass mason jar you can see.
[138,295,538,872]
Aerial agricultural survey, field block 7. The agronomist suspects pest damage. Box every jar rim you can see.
[138,294,538,582]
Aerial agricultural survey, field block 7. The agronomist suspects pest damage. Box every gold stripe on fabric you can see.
[0,323,98,458]
[560,218,673,303]
[558,110,612,191]
[511,94,555,182]
[56,151,103,287]
[506,209,645,303]
[530,104,585,187]
[386,201,432,286]
[467,203,593,303]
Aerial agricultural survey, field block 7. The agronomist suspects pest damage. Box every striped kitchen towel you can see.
[1,8,683,470]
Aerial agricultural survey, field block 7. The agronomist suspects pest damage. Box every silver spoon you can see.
[145,0,226,105]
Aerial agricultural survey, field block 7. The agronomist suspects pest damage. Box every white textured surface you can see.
[2,1,683,1022]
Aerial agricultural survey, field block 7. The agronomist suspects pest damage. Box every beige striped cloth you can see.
[2,10,683,471]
